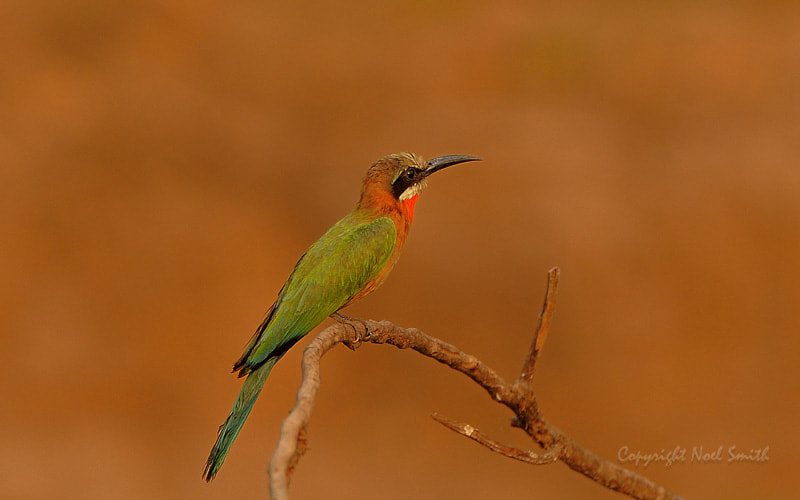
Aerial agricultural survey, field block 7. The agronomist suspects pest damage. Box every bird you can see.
[203,152,481,481]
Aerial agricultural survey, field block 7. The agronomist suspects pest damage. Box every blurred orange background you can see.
[2,1,798,498]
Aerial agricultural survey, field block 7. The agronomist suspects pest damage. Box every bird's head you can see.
[360,152,481,209]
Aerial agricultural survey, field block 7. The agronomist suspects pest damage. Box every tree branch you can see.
[268,268,684,500]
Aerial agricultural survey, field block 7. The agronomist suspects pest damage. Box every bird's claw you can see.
[331,313,370,349]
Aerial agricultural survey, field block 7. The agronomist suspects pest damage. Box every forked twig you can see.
[268,268,684,500]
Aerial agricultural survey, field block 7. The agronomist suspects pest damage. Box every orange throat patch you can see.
[402,194,418,222]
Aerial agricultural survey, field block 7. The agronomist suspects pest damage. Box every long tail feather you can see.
[204,357,278,481]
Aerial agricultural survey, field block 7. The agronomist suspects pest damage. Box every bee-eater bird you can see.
[203,152,480,481]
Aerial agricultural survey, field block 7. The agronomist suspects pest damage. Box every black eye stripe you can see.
[391,168,421,198]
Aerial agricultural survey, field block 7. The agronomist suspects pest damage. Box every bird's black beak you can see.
[424,154,482,176]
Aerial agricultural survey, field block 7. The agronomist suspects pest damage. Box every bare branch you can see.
[431,412,561,465]
[268,270,685,500]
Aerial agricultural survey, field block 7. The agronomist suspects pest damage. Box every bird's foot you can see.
[331,312,371,350]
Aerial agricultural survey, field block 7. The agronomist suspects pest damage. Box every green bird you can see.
[204,152,480,481]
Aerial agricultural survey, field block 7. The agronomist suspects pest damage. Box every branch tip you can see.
[517,267,560,385]
[431,412,560,465]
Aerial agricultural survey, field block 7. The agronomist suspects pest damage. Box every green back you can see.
[241,213,397,369]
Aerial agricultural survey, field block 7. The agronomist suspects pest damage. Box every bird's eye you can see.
[406,169,416,180]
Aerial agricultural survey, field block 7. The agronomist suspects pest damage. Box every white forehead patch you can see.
[399,179,427,201]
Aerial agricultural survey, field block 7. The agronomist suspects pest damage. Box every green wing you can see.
[235,214,397,373]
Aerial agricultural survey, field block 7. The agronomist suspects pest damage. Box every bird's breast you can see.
[402,194,419,223]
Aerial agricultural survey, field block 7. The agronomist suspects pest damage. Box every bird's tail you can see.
[204,357,278,482]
